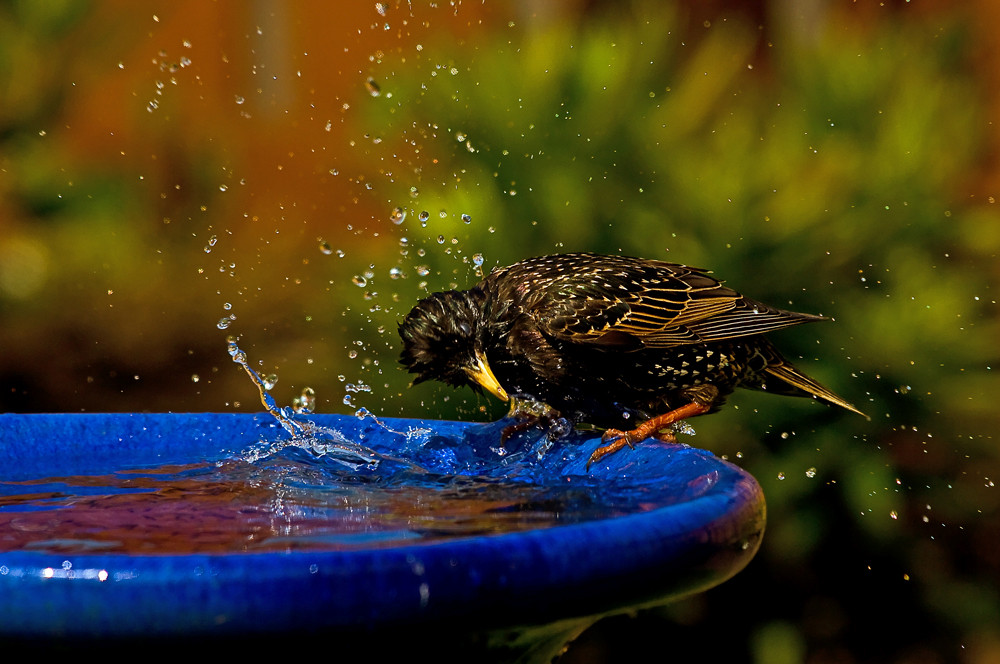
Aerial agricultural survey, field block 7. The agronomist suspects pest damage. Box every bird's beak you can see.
[465,351,509,402]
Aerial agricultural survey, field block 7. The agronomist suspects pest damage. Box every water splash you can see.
[227,339,379,469]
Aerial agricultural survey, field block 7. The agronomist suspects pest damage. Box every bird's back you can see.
[481,253,863,420]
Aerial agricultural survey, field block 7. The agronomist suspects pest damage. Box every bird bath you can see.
[0,410,764,660]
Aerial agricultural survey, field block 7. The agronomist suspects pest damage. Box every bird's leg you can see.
[588,401,709,467]
[588,386,719,468]
[652,429,677,443]
[500,418,539,444]
[500,396,562,444]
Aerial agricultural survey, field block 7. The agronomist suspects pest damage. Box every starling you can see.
[398,252,865,467]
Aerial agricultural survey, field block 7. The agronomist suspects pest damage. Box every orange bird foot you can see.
[586,401,712,469]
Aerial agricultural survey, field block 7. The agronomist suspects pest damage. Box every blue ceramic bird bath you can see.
[0,411,764,659]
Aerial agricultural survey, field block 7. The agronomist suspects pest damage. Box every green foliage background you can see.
[1,2,997,662]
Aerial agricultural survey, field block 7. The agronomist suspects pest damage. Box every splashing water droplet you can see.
[263,374,278,391]
[673,421,696,437]
[461,213,472,224]
[390,207,406,225]
[805,467,817,478]
[319,240,333,254]
[777,472,786,480]
[352,275,368,287]
[365,77,381,96]
[217,315,235,330]
[293,387,316,414]
[226,340,245,363]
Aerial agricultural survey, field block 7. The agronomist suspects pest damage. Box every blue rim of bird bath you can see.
[0,411,764,651]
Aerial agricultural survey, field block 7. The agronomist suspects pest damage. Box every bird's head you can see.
[398,289,509,402]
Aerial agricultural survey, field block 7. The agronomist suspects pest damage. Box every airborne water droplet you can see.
[390,207,406,225]
[293,387,316,414]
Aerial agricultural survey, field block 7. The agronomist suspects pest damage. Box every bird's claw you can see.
[600,428,635,448]
[587,420,687,469]
[586,429,635,469]
[501,401,573,445]
[500,417,539,444]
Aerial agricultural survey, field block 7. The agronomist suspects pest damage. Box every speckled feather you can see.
[399,253,863,445]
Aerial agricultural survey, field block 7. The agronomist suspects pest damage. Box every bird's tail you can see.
[756,341,868,419]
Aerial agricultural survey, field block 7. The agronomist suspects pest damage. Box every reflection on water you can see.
[0,347,727,557]
[0,446,634,555]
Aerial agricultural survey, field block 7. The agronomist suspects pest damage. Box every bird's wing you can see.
[525,259,823,349]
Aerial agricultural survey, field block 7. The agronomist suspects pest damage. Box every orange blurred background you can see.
[3,2,1000,662]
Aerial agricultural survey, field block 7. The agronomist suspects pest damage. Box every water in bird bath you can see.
[0,451,609,555]
[0,342,715,557]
